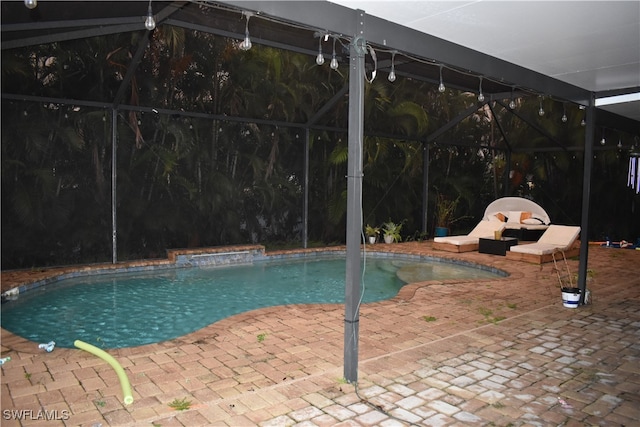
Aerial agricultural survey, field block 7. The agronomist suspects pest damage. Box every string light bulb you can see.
[477,77,484,102]
[600,128,606,145]
[144,0,156,31]
[562,104,568,122]
[509,87,516,109]
[330,37,339,70]
[438,65,445,93]
[24,0,37,9]
[315,35,324,66]
[239,12,252,51]
[538,97,545,116]
[388,51,396,82]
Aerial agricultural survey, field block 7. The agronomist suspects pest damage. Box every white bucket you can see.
[561,287,581,308]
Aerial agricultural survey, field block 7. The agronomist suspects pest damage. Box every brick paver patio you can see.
[1,242,639,426]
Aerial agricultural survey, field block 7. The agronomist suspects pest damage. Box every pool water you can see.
[1,256,500,349]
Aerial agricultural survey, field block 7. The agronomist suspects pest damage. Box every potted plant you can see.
[434,194,461,237]
[364,224,380,244]
[382,220,403,244]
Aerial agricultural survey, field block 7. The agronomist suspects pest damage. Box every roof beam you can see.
[1,23,142,50]
[165,18,319,57]
[112,3,186,108]
[1,17,142,32]
[426,102,485,143]
[595,86,640,99]
[217,1,591,106]
[306,83,348,126]
[488,103,513,153]
[495,100,567,151]
[219,0,358,37]
[112,31,151,108]
[1,2,187,51]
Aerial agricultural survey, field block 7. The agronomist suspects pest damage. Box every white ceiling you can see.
[329,0,640,122]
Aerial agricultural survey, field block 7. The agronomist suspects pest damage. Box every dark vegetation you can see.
[2,26,638,269]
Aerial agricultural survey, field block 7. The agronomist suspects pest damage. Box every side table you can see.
[478,237,518,256]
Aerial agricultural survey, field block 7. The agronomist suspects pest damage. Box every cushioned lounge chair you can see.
[433,221,507,253]
[483,197,550,241]
[506,224,581,264]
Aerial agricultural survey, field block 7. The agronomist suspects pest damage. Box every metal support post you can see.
[422,143,430,234]
[344,10,366,384]
[111,108,118,264]
[303,128,310,248]
[578,98,595,303]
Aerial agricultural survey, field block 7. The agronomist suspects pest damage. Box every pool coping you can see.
[1,244,508,301]
[0,243,515,355]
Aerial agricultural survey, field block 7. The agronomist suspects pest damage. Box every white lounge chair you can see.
[483,197,551,241]
[506,224,581,264]
[433,221,507,253]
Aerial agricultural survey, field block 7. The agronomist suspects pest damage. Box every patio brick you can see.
[1,243,638,426]
[288,405,324,422]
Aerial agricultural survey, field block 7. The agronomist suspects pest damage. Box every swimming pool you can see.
[1,254,503,349]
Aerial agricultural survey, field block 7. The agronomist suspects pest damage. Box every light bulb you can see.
[240,34,252,50]
[581,118,586,126]
[315,36,324,66]
[617,139,622,149]
[388,51,397,82]
[145,15,155,31]
[562,113,567,123]
[438,82,445,93]
[508,87,517,109]
[538,96,545,116]
[24,0,37,9]
[144,1,156,31]
[330,38,338,70]
[239,12,252,51]
[600,137,606,145]
[478,92,485,102]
